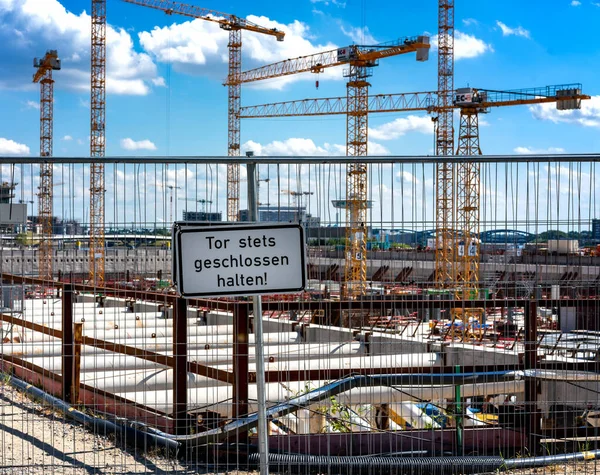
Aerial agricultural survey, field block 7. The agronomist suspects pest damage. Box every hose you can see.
[248,449,600,474]
[504,449,600,469]
[6,375,179,455]
[248,453,505,474]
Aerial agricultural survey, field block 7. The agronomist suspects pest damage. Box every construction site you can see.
[0,1,599,474]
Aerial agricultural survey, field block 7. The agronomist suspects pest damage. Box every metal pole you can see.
[233,303,249,430]
[72,322,83,404]
[62,283,74,403]
[173,297,188,435]
[454,364,463,455]
[525,299,540,453]
[247,162,269,475]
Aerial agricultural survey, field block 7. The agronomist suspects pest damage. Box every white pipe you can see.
[117,380,525,418]
[205,353,442,373]
[22,350,424,374]
[0,342,364,361]
[9,328,301,344]
[83,368,229,393]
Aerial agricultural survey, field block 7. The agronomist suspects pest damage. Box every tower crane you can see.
[89,0,106,286]
[122,0,285,223]
[156,183,182,223]
[238,84,589,295]
[434,0,455,288]
[236,37,430,297]
[33,49,61,282]
[178,197,212,213]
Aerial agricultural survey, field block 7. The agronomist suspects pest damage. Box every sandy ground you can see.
[0,380,598,474]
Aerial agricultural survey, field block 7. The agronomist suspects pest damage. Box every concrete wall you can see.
[0,248,171,279]
[2,248,597,283]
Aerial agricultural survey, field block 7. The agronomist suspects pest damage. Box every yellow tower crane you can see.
[434,0,455,288]
[452,85,586,299]
[33,49,61,283]
[89,0,107,286]
[236,37,430,297]
[122,0,285,222]
[238,84,589,296]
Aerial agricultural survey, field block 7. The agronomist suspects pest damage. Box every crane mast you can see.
[455,107,482,299]
[122,0,285,223]
[89,0,107,286]
[33,50,61,282]
[227,29,242,221]
[344,64,371,296]
[434,0,455,288]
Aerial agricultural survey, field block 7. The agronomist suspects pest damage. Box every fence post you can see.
[173,297,188,435]
[233,303,249,426]
[524,299,540,453]
[72,322,83,404]
[61,284,74,403]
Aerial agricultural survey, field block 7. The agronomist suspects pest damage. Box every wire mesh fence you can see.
[0,155,599,474]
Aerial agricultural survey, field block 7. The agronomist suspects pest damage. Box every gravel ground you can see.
[0,381,230,474]
[0,380,599,474]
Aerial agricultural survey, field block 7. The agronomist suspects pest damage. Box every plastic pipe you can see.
[6,374,179,453]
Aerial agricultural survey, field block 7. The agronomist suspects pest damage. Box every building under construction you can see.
[1,0,600,474]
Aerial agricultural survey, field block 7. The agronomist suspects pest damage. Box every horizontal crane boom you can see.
[122,0,284,39]
[232,36,430,85]
[239,84,589,118]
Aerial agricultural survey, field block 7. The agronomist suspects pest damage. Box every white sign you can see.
[173,223,306,298]
[455,92,473,104]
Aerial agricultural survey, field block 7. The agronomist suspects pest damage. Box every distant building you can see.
[26,216,84,235]
[593,219,600,242]
[238,206,320,226]
[182,210,222,222]
[0,182,16,203]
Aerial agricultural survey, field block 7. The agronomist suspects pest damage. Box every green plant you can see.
[328,396,352,433]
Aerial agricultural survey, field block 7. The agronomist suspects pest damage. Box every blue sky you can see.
[0,0,598,159]
[0,0,598,227]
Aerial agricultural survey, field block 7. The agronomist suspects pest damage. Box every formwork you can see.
[1,155,600,474]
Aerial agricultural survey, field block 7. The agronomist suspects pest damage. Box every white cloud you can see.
[120,138,157,151]
[462,18,479,26]
[431,30,493,60]
[496,21,531,39]
[369,115,433,140]
[0,138,30,155]
[396,170,420,184]
[242,138,388,156]
[25,100,39,110]
[571,1,581,5]
[514,146,566,154]
[529,95,600,128]
[310,0,346,6]
[0,0,162,95]
[593,2,600,6]
[139,14,340,89]
[62,135,73,141]
[340,25,376,45]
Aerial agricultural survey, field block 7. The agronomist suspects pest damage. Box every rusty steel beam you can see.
[173,297,188,434]
[0,309,232,384]
[233,303,250,421]
[62,283,74,402]
[72,322,83,404]
[525,299,541,452]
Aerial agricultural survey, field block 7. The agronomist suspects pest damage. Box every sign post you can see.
[172,166,306,475]
[247,162,269,475]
